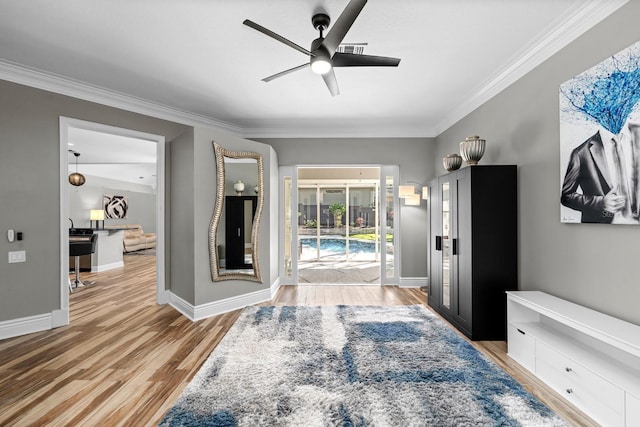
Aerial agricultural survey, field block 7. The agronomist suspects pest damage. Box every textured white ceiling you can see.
[0,0,627,140]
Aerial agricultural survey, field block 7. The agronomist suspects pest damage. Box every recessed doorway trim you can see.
[58,117,166,326]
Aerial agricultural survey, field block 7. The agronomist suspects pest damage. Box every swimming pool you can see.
[299,238,377,254]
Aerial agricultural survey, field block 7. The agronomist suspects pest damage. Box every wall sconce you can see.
[399,182,428,205]
[90,209,104,229]
[399,185,415,198]
[405,193,421,206]
[233,180,245,195]
[68,150,86,186]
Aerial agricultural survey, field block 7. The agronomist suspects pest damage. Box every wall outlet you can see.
[8,250,26,263]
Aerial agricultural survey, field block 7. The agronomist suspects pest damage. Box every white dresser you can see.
[506,291,640,426]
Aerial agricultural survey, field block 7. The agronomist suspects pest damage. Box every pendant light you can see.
[68,150,86,186]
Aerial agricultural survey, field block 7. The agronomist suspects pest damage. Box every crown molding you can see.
[241,123,437,139]
[0,58,433,138]
[0,60,243,135]
[433,0,629,136]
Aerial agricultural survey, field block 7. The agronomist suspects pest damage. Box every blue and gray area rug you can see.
[160,305,566,426]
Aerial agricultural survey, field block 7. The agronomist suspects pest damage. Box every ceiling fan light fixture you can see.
[311,56,332,75]
[244,0,399,94]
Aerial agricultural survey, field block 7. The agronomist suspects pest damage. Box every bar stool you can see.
[69,234,98,292]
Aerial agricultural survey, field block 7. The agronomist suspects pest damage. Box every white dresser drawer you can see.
[627,392,640,426]
[536,342,624,426]
[506,292,640,427]
[507,324,535,373]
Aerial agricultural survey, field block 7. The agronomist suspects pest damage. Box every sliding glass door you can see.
[298,184,379,264]
[280,165,398,285]
[347,186,378,263]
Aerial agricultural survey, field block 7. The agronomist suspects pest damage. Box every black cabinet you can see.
[225,196,257,269]
[428,165,517,340]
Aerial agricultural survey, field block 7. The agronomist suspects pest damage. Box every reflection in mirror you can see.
[441,181,450,309]
[209,142,263,282]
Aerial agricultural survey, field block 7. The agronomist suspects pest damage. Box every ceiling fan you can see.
[243,0,401,96]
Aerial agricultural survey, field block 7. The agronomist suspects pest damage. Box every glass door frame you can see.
[380,165,399,285]
[279,166,297,284]
[279,164,399,286]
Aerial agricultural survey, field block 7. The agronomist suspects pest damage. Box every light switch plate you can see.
[8,250,26,263]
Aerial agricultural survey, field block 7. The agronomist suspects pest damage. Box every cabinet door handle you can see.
[452,238,458,255]
[435,236,442,251]
[517,328,525,335]
[565,367,572,372]
[238,228,241,237]
[566,389,573,394]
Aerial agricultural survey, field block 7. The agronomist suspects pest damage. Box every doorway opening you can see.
[59,117,166,325]
[292,166,396,285]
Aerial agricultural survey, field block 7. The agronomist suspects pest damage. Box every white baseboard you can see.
[91,261,124,273]
[168,286,274,322]
[51,309,69,328]
[0,312,56,340]
[398,277,428,288]
[293,282,382,287]
[168,292,195,320]
[270,277,281,297]
[156,288,171,305]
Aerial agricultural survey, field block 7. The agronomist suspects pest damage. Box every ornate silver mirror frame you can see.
[209,142,264,282]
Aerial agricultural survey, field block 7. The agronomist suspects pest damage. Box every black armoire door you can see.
[429,171,471,332]
[428,165,517,340]
[225,196,257,269]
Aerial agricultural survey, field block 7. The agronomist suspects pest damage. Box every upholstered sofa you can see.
[113,224,156,253]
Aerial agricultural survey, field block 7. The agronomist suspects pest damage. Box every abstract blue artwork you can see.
[560,40,640,224]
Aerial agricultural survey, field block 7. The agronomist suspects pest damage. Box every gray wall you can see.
[0,78,278,326]
[168,127,278,306]
[169,128,196,303]
[69,175,157,232]
[0,79,188,322]
[5,0,638,328]
[192,128,277,305]
[435,0,640,325]
[257,137,435,279]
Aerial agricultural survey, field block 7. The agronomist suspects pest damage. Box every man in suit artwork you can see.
[559,39,640,224]
[561,122,640,223]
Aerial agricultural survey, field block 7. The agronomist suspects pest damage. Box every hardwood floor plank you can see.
[0,255,596,426]
[53,380,121,426]
[81,369,156,426]
[176,326,223,371]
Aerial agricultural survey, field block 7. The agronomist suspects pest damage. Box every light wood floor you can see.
[0,255,597,426]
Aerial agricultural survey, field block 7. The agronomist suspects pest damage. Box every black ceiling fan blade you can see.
[243,19,314,57]
[321,68,340,96]
[262,63,309,82]
[332,52,401,67]
[322,0,367,56]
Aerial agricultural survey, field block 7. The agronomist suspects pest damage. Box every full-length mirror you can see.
[209,142,264,282]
